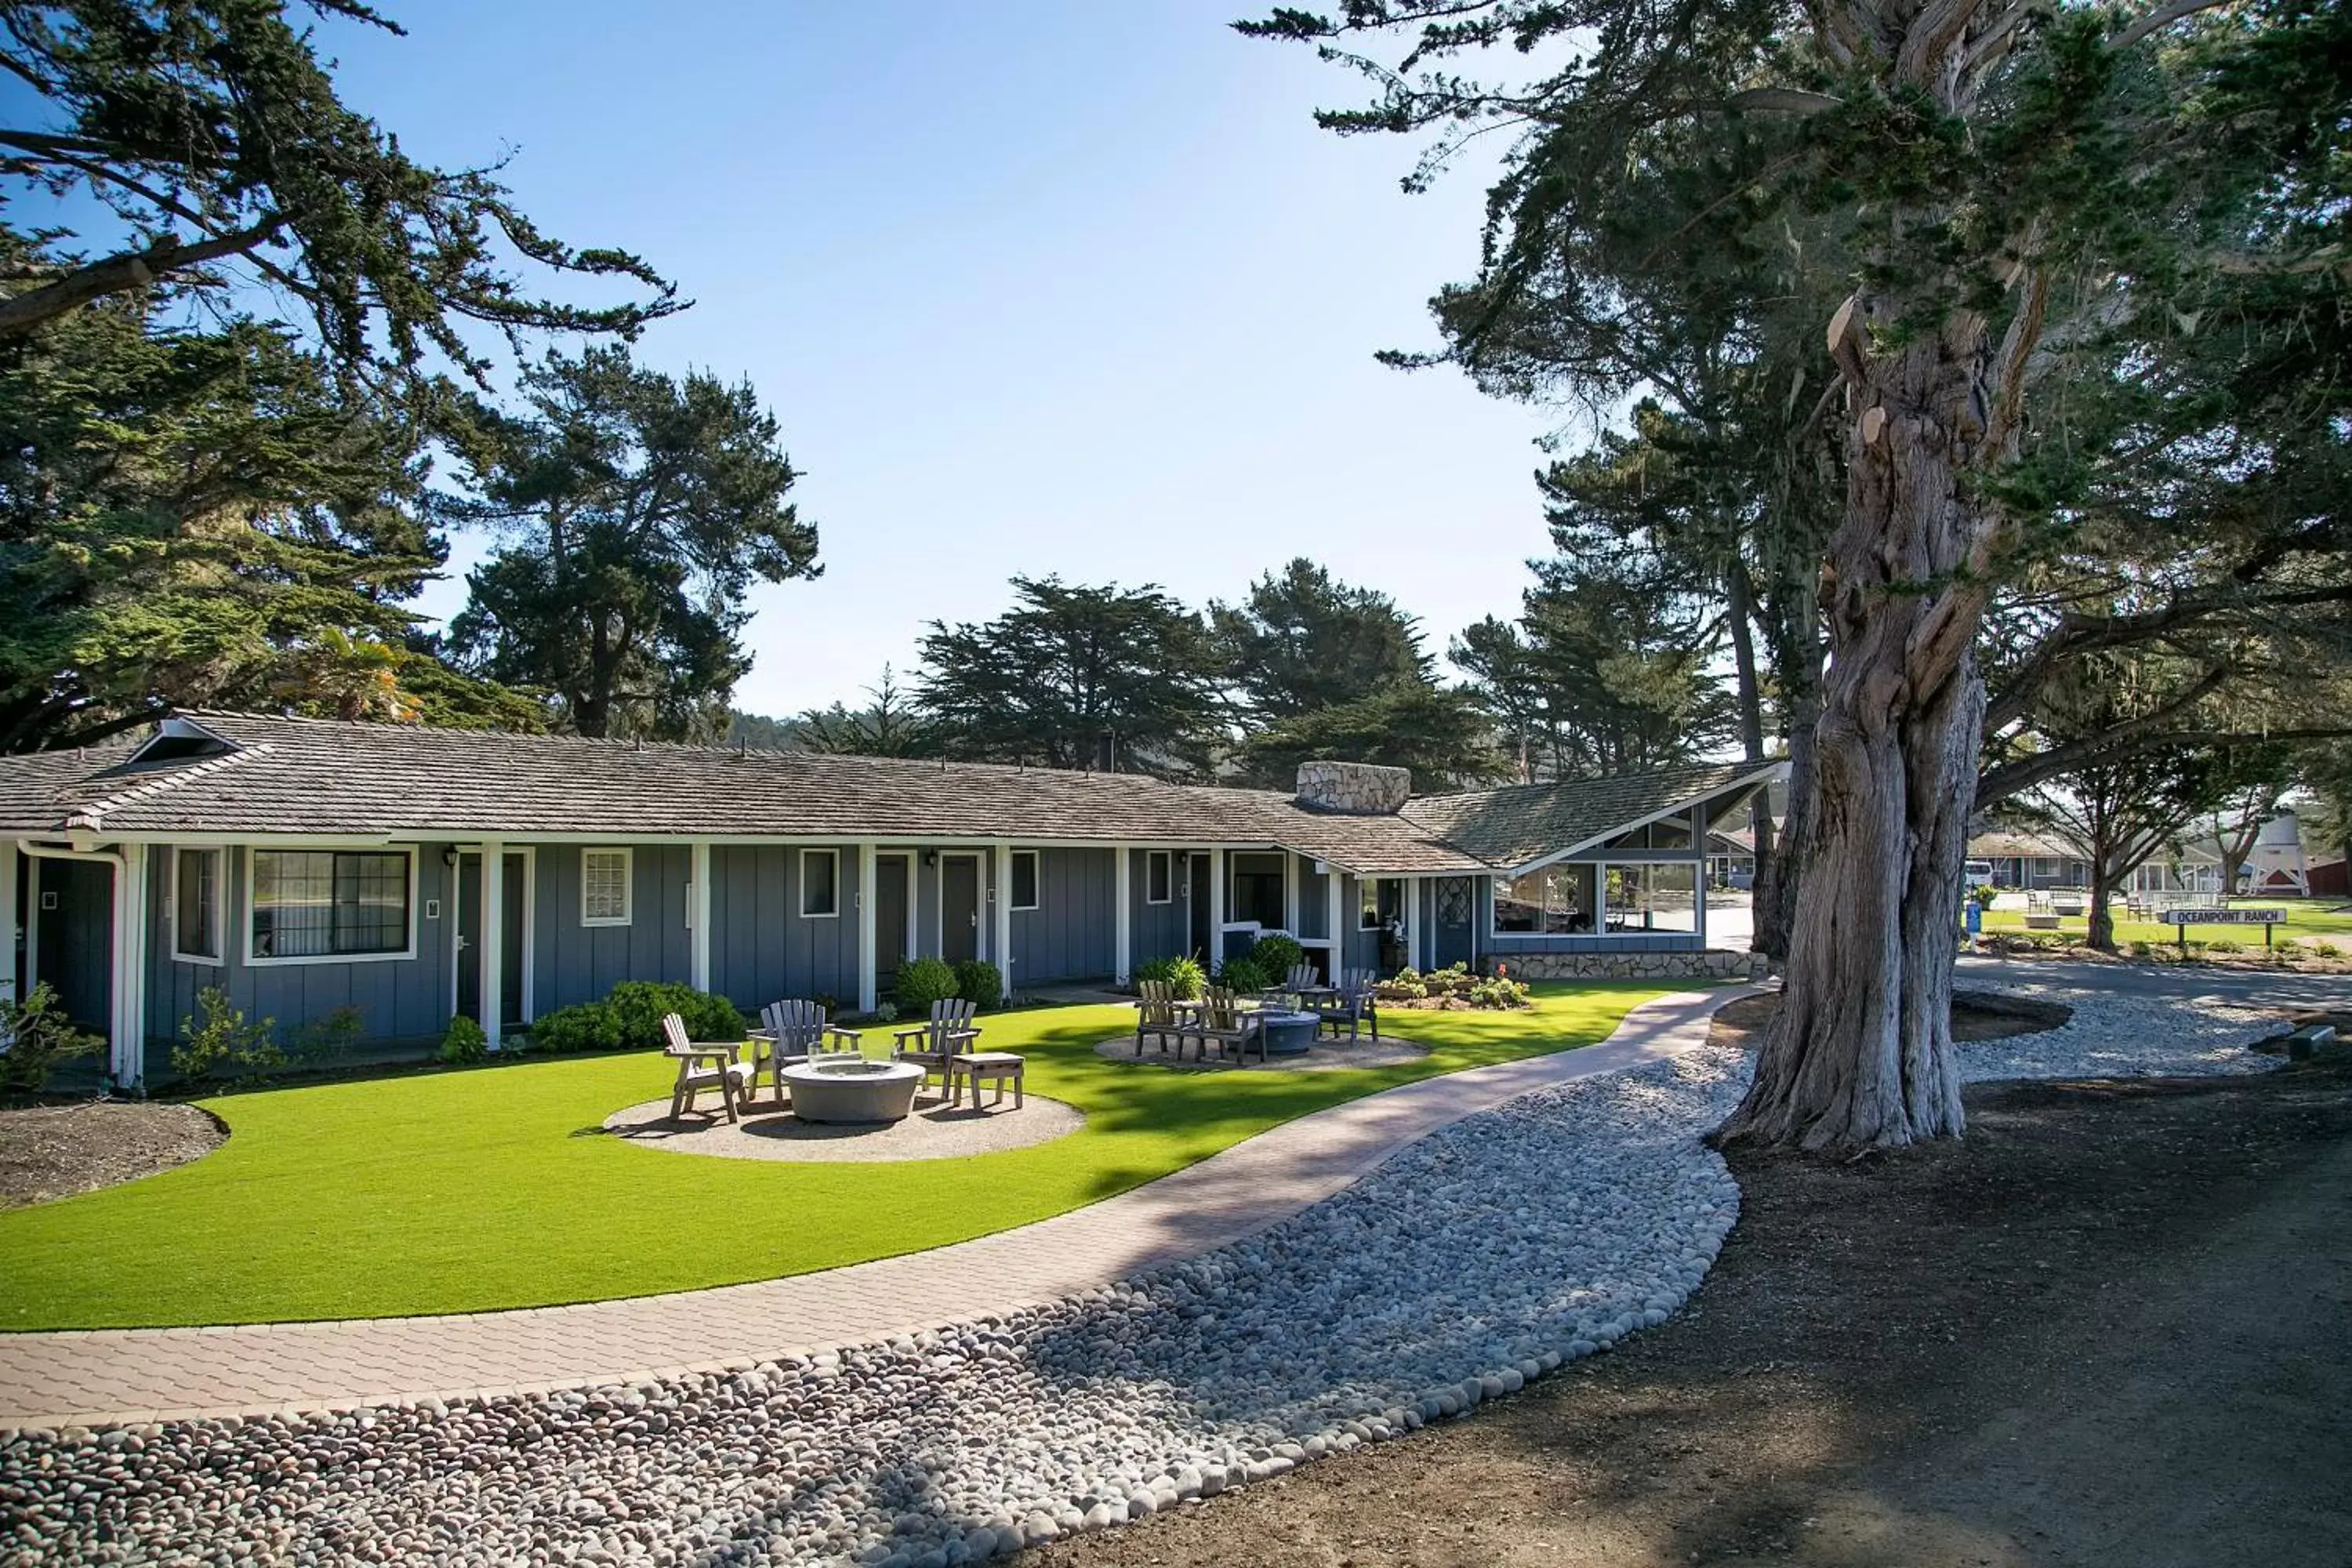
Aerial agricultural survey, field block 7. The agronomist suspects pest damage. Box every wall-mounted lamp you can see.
[441,847,459,869]
[922,851,938,868]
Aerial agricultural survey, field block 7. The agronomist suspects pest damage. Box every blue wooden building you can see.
[0,713,1781,1089]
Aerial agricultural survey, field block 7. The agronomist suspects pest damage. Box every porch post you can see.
[0,840,16,1004]
[1283,855,1299,935]
[688,838,713,993]
[480,836,505,1052]
[111,844,149,1091]
[1112,846,1132,986]
[1403,875,1422,971]
[1324,865,1344,978]
[1207,850,1225,975]
[1696,873,1709,949]
[992,840,1014,1001]
[855,840,878,1014]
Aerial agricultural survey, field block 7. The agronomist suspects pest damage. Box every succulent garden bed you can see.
[1374,964,1532,1011]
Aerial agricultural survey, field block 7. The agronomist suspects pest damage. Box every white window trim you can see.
[1359,875,1399,931]
[1489,863,1602,941]
[1144,849,1173,905]
[1010,849,1040,911]
[580,846,634,927]
[800,848,841,919]
[245,846,419,967]
[169,845,226,965]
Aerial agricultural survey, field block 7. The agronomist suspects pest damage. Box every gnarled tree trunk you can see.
[1719,327,1998,1152]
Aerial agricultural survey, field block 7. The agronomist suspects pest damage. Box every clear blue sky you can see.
[334,2,1565,717]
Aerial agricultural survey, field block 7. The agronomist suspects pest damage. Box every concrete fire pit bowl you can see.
[780,1057,925,1123]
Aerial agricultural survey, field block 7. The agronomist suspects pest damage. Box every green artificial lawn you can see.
[0,984,1668,1330]
[1978,898,2352,949]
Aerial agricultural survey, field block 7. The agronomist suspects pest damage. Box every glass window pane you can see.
[1012,851,1039,909]
[1146,851,1171,903]
[583,850,630,923]
[802,851,838,916]
[1650,815,1694,849]
[1547,864,1597,934]
[175,848,220,960]
[253,850,334,958]
[333,852,410,954]
[1494,872,1544,933]
[1605,862,1697,933]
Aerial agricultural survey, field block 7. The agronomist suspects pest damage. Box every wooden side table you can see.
[948,1051,1026,1110]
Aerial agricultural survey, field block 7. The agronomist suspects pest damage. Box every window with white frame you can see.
[172,846,223,963]
[1492,865,1597,935]
[581,848,633,926]
[801,848,840,917]
[1145,850,1172,904]
[1359,877,1404,931]
[1603,862,1698,933]
[1011,850,1040,910]
[250,849,412,960]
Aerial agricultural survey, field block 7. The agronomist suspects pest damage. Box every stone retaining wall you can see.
[1500,949,1773,982]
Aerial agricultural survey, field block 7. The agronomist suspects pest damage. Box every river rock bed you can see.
[0,993,2285,1568]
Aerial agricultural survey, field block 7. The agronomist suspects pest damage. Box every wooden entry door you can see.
[875,855,910,989]
[456,851,528,1028]
[941,855,981,965]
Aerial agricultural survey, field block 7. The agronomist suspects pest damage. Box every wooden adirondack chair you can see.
[1319,967,1381,1041]
[750,999,863,1102]
[662,1012,753,1122]
[1181,985,1266,1065]
[890,998,980,1089]
[1132,978,1185,1055]
[1260,963,1321,1007]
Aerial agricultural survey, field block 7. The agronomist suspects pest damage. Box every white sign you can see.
[2158,907,2283,926]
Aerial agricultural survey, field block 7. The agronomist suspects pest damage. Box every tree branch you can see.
[2111,0,2232,51]
[1979,721,2352,808]
[0,217,287,337]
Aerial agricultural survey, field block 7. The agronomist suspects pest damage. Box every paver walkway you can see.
[0,988,1751,1430]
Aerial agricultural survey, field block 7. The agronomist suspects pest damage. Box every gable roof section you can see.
[1400,762,1776,873]
[0,713,1777,876]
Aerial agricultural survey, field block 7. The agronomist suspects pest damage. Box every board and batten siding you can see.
[147,844,459,1047]
[1008,847,1115,984]
[707,844,858,1011]
[534,843,691,1013]
[1126,848,1192,966]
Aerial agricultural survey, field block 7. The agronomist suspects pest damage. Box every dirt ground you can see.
[0,1099,222,1208]
[1029,1034,2352,1567]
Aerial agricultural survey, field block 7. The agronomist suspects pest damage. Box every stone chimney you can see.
[1295,760,1411,815]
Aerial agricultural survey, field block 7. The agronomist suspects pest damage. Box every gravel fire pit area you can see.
[601,1091,1082,1164]
[2,985,2288,1568]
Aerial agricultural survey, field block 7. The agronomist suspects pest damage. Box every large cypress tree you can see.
[1245,0,2342,1150]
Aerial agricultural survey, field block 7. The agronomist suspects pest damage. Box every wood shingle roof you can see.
[0,713,1781,877]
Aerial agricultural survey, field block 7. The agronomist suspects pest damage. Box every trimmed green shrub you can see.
[526,982,742,1054]
[1249,933,1305,978]
[605,982,743,1046]
[1218,955,1271,994]
[871,1002,899,1025]
[895,956,960,1013]
[526,1001,624,1054]
[438,1015,488,1065]
[172,987,283,1083]
[1134,954,1205,1000]
[0,982,102,1095]
[953,959,1003,1007]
